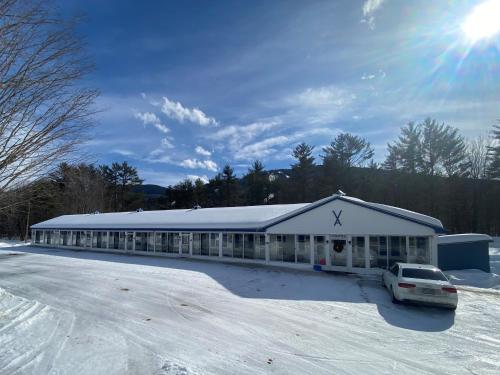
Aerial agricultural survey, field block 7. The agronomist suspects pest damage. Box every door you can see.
[330,239,347,267]
[181,233,190,254]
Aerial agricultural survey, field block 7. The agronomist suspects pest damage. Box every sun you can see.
[462,0,500,43]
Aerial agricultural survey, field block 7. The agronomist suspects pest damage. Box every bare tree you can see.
[0,0,98,194]
[467,135,491,180]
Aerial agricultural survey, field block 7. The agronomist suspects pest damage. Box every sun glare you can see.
[462,0,500,43]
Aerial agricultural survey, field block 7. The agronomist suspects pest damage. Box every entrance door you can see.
[181,233,190,255]
[330,239,347,267]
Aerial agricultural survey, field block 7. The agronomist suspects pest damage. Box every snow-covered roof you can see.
[438,234,493,245]
[31,204,309,231]
[31,194,444,232]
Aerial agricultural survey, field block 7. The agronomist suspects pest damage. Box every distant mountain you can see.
[133,184,166,198]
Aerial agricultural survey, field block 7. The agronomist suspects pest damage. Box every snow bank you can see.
[445,247,500,290]
[0,240,28,248]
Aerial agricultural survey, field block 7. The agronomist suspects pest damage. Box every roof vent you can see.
[193,205,202,210]
[136,208,143,213]
[335,189,346,196]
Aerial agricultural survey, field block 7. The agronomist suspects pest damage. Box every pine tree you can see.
[245,160,269,205]
[290,143,316,202]
[322,133,374,168]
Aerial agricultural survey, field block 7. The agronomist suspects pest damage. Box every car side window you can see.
[390,264,399,276]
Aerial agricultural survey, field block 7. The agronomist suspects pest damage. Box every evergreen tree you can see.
[487,122,500,178]
[244,160,269,205]
[290,143,316,202]
[220,164,241,206]
[385,122,421,173]
[322,133,374,168]
[101,161,143,211]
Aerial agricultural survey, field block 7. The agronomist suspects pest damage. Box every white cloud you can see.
[206,120,281,155]
[288,86,355,108]
[234,127,340,161]
[195,145,211,156]
[187,174,209,184]
[361,0,386,29]
[161,137,175,149]
[180,158,218,171]
[161,97,218,126]
[110,149,136,157]
[134,111,170,134]
[361,73,376,80]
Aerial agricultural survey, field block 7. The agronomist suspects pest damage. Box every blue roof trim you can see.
[30,226,266,233]
[263,195,447,233]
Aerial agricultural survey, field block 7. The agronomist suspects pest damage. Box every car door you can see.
[385,263,399,289]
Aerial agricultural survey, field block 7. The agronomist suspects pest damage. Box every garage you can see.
[438,234,492,273]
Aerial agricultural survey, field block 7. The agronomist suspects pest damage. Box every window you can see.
[254,235,266,260]
[233,234,243,258]
[200,233,210,256]
[243,234,255,259]
[109,232,120,249]
[119,232,126,250]
[407,236,430,264]
[181,233,190,254]
[314,236,326,265]
[135,232,147,251]
[390,264,399,276]
[155,232,168,253]
[223,233,234,257]
[370,236,388,269]
[170,233,180,254]
[35,231,42,244]
[269,234,295,262]
[296,235,310,264]
[402,268,447,281]
[209,233,219,256]
[46,230,53,245]
[86,231,92,247]
[126,232,134,251]
[389,236,406,268]
[269,234,282,261]
[192,233,201,255]
[147,232,155,252]
[352,237,365,268]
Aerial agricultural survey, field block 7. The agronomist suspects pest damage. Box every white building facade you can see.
[31,194,446,274]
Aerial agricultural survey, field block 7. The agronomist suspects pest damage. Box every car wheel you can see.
[390,286,399,304]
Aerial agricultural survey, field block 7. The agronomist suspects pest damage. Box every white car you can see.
[383,263,458,310]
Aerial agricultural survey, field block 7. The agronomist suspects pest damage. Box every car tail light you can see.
[442,287,457,293]
[398,283,416,288]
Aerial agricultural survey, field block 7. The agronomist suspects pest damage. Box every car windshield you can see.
[402,268,448,281]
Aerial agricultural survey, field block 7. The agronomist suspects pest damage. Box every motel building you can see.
[31,192,446,274]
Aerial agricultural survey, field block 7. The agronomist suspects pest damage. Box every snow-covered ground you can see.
[1,242,499,374]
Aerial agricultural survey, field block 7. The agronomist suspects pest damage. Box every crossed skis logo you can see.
[332,209,342,227]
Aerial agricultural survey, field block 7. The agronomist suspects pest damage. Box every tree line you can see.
[4,118,499,239]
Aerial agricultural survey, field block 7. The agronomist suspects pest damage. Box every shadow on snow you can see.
[0,245,455,332]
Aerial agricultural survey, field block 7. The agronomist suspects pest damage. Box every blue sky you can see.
[58,0,500,186]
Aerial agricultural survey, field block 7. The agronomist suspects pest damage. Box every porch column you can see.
[310,235,315,265]
[364,235,370,269]
[347,235,353,269]
[294,235,299,263]
[405,235,410,263]
[265,234,270,263]
[189,233,193,256]
[107,231,110,249]
[178,232,182,255]
[430,236,438,266]
[325,235,331,266]
[218,232,223,257]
